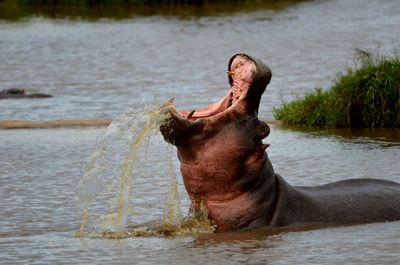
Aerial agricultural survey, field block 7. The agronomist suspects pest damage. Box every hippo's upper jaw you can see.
[160,53,271,146]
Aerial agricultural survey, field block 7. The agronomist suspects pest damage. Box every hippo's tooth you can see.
[187,110,196,119]
[227,71,234,76]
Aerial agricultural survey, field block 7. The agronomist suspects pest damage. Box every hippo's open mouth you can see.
[160,53,271,146]
[169,54,271,122]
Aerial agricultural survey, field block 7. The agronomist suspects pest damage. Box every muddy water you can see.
[1,0,400,264]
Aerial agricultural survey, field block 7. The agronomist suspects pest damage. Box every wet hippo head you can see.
[160,54,275,232]
[161,53,272,145]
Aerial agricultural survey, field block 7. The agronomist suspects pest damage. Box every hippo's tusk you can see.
[187,110,196,119]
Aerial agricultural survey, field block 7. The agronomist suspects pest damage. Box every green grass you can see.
[273,50,400,128]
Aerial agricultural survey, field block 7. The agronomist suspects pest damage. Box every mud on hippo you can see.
[160,53,400,232]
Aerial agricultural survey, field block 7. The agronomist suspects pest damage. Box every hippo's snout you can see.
[159,108,204,146]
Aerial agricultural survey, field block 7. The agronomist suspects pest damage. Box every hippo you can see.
[160,53,400,232]
[0,88,52,99]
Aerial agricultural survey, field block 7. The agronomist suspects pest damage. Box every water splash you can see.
[162,149,184,226]
[75,100,215,238]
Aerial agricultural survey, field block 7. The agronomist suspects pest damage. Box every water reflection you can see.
[278,124,400,146]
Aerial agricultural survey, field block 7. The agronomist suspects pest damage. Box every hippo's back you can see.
[272,176,400,227]
[301,178,400,224]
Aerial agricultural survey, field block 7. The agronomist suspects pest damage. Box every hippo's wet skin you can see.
[160,53,400,232]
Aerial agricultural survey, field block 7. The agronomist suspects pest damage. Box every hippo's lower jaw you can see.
[160,54,400,232]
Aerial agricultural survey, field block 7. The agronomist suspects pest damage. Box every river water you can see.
[1,0,400,264]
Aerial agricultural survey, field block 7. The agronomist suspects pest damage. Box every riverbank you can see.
[273,50,400,128]
[0,0,303,20]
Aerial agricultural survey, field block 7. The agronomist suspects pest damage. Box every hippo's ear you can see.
[159,110,204,147]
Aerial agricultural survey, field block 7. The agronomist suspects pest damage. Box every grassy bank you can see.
[2,0,246,4]
[273,50,400,128]
[2,0,298,4]
[0,0,304,20]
